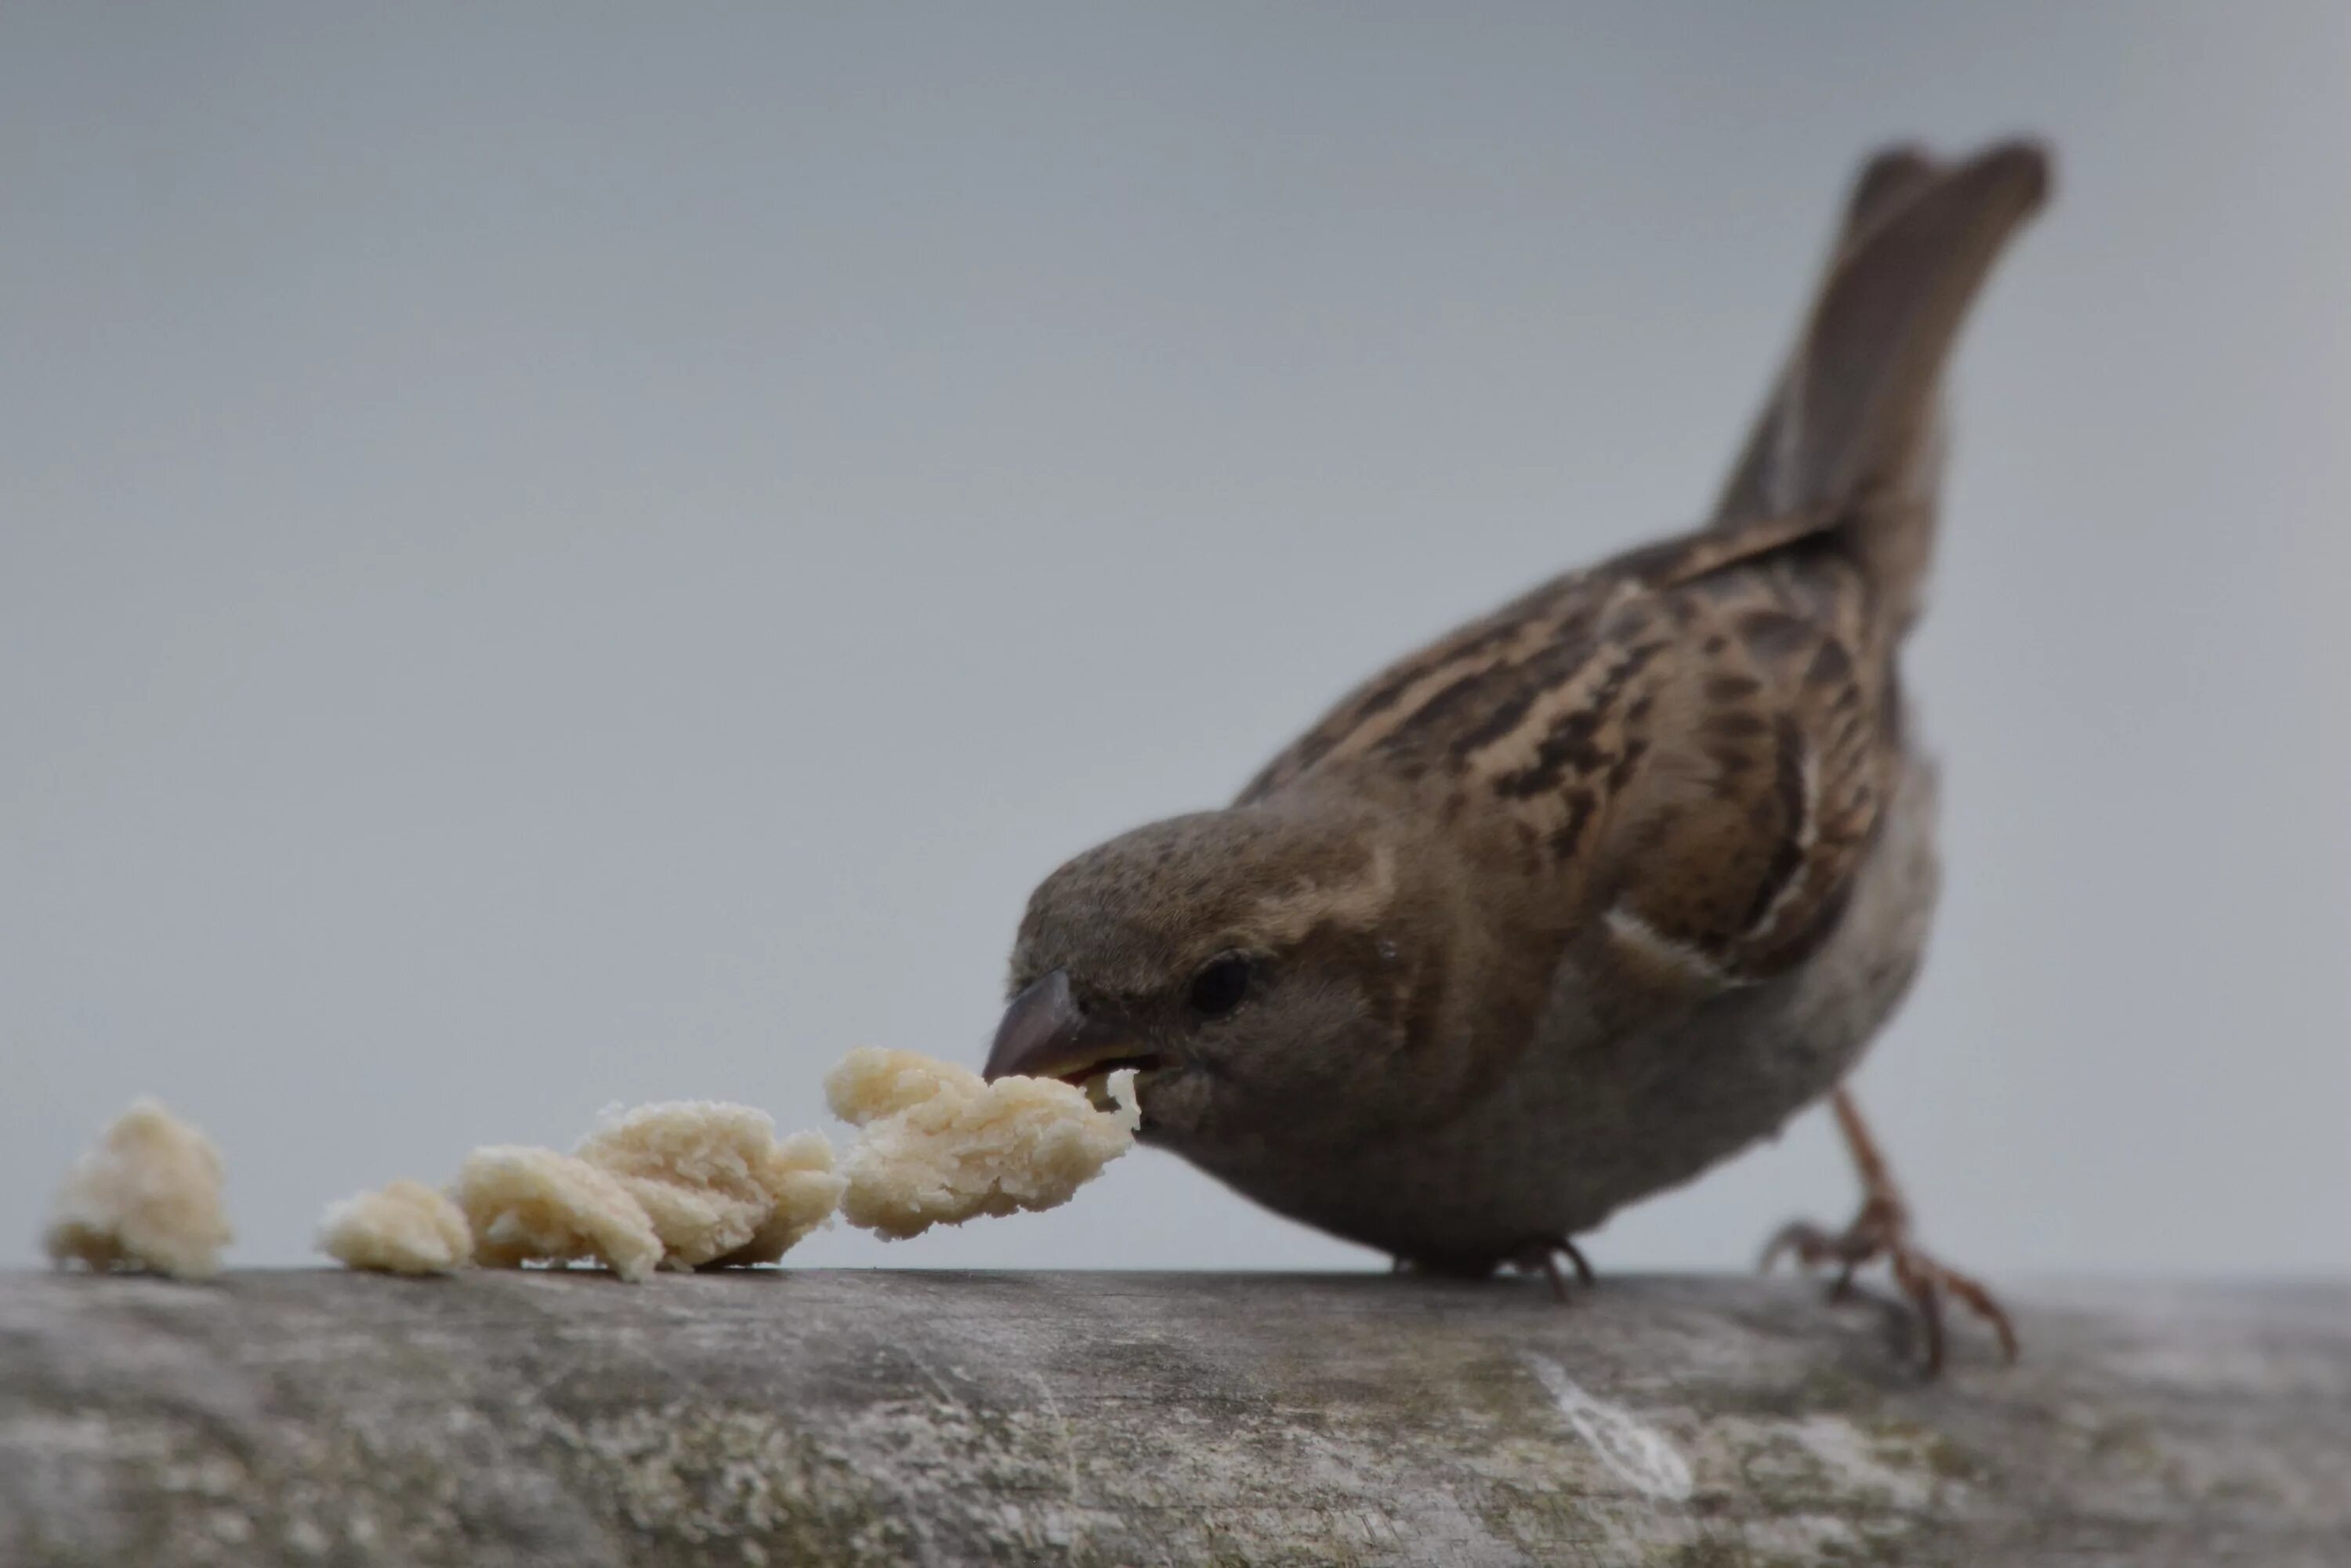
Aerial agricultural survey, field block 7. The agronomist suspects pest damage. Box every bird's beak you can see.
[984,969,1154,1084]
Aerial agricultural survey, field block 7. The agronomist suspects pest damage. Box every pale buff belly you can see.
[1175,756,1942,1268]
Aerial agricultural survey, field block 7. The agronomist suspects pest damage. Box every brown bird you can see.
[985,140,2049,1374]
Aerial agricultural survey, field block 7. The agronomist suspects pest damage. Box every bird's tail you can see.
[1712,141,2051,636]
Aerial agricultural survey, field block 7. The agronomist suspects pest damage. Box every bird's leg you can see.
[1505,1237,1596,1303]
[1761,1088,2019,1376]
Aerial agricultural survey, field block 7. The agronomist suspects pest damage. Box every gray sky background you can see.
[4,5,2346,1278]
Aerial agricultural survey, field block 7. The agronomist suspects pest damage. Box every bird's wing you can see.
[1237,502,1884,986]
[1241,506,1889,977]
[1583,538,1895,990]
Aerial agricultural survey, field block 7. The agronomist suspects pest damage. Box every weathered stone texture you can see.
[2,1270,2345,1566]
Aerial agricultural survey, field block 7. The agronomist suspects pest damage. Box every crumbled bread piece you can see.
[718,1129,847,1264]
[574,1100,845,1269]
[318,1179,473,1276]
[825,1047,1139,1240]
[454,1146,662,1283]
[43,1099,234,1280]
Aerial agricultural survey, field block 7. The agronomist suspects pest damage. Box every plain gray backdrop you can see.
[5,5,2346,1279]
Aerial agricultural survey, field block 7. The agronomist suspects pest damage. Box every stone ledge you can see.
[2,1269,2346,1566]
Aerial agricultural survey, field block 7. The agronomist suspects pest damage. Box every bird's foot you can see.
[1761,1089,2018,1376]
[1505,1236,1596,1304]
[1760,1207,2016,1374]
[1389,1237,1595,1303]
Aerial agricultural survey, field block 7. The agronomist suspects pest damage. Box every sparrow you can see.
[984,140,2049,1374]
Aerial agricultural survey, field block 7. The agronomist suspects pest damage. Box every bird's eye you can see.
[1187,953,1255,1019]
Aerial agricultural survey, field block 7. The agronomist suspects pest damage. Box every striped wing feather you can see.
[1240,512,1893,989]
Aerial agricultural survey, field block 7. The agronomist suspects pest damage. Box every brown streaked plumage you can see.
[986,141,2049,1373]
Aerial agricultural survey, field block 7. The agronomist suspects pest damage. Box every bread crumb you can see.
[43,1098,234,1280]
[318,1179,473,1276]
[825,1048,1139,1240]
[454,1146,662,1283]
[575,1101,845,1269]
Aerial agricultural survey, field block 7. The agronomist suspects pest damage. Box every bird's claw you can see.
[1763,1205,2017,1375]
[1507,1236,1596,1303]
[1389,1237,1596,1303]
[1764,1092,2020,1376]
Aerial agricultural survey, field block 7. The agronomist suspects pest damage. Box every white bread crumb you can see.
[453,1146,662,1283]
[574,1100,845,1269]
[43,1098,234,1280]
[318,1179,473,1276]
[825,1048,1139,1240]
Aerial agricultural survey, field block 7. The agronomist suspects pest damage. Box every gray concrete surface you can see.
[2,1269,2345,1566]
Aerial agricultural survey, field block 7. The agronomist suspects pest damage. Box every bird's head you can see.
[987,801,1462,1152]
